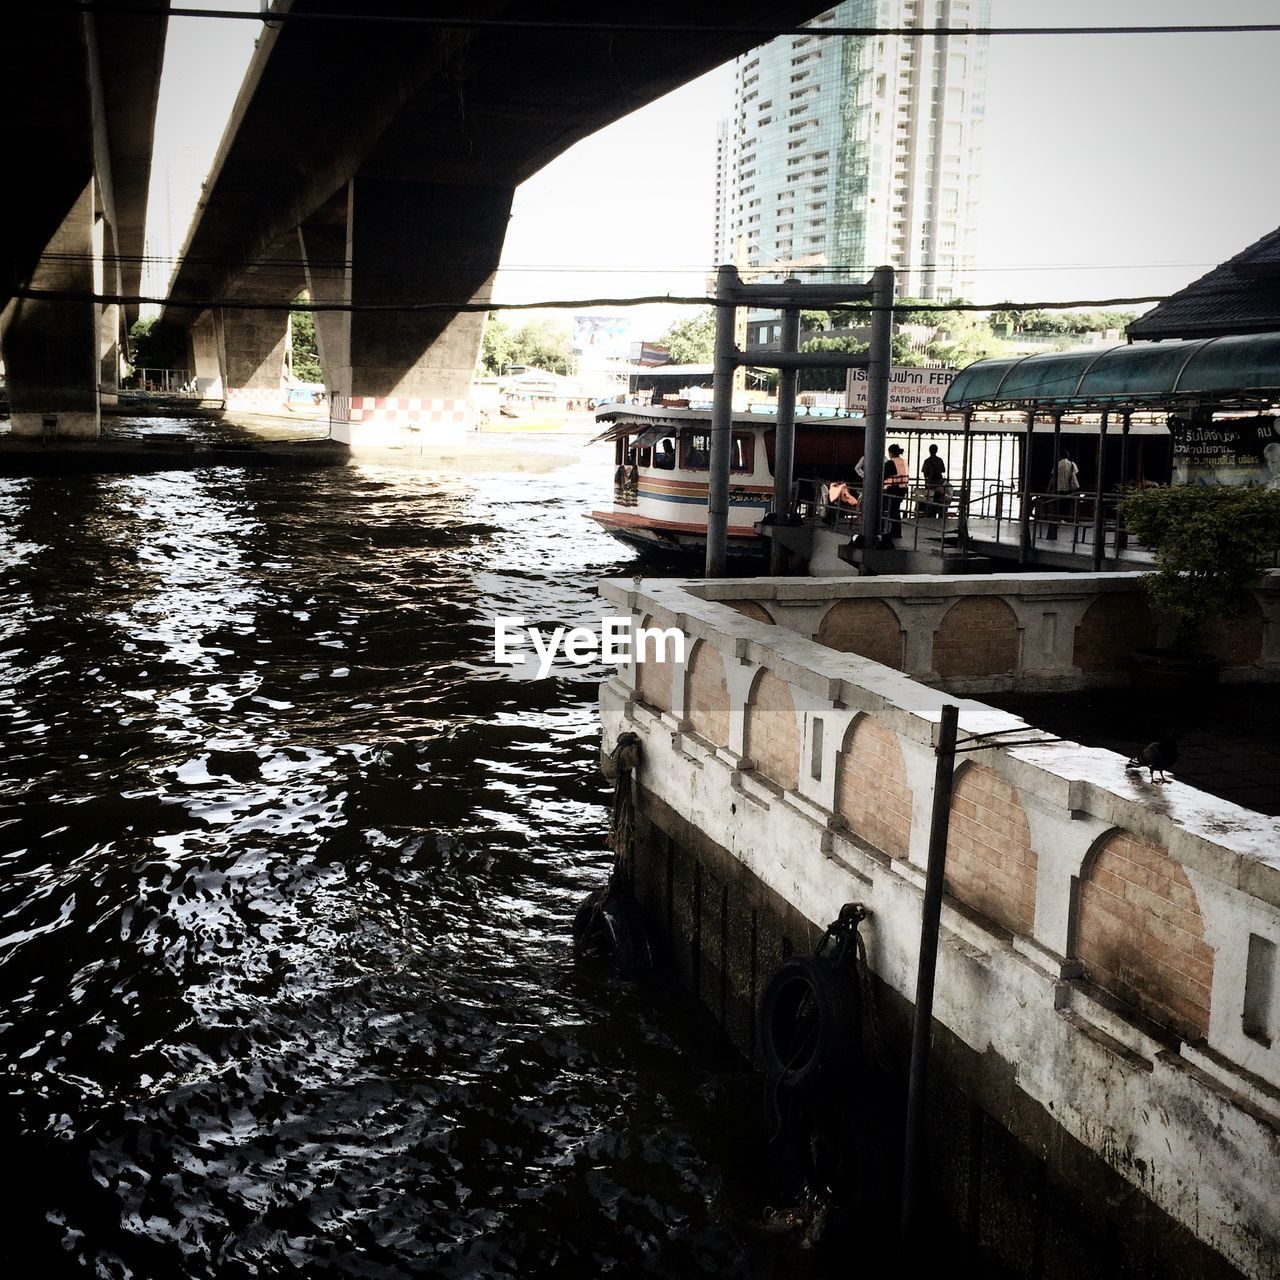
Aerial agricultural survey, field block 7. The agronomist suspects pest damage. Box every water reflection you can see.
[0,440,816,1278]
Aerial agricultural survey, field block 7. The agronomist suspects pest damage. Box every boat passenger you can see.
[654,438,676,470]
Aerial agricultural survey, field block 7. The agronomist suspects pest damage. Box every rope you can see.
[605,731,641,876]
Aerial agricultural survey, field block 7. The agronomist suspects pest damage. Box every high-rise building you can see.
[713,0,990,301]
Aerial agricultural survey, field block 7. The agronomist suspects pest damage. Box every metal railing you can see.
[123,368,199,396]
[794,478,966,557]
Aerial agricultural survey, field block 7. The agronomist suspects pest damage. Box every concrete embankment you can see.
[599,572,1280,1279]
[0,435,348,476]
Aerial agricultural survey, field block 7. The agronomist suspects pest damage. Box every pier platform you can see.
[599,569,1280,1278]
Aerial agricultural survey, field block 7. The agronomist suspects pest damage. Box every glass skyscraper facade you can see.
[714,0,990,301]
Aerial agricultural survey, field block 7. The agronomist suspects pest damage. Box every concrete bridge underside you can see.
[2,6,168,438]
[162,0,829,445]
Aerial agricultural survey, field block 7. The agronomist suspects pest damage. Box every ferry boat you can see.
[588,399,1175,568]
[476,367,602,433]
[589,401,869,556]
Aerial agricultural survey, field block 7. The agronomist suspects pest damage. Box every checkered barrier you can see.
[226,386,289,413]
[332,396,472,429]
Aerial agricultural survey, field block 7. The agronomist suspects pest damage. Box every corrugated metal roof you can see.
[1128,225,1280,339]
[944,333,1280,410]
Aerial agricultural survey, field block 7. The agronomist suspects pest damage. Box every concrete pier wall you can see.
[599,575,1280,1278]
[679,571,1280,693]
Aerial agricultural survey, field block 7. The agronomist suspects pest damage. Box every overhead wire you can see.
[31,250,1221,276]
[58,4,1280,39]
[6,284,1216,315]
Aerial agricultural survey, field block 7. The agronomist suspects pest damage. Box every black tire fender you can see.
[572,884,653,975]
[758,954,859,1089]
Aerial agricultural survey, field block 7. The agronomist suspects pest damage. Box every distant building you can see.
[713,0,991,301]
[1128,224,1280,341]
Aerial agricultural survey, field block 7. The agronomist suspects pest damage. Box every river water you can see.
[0,427,812,1278]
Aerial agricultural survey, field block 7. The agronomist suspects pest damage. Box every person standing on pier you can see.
[921,443,946,514]
[1046,449,1081,539]
[884,444,909,541]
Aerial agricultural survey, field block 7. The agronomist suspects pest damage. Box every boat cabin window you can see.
[652,437,677,469]
[681,431,754,473]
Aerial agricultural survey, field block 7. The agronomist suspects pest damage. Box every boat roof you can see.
[945,332,1280,412]
[590,402,1169,443]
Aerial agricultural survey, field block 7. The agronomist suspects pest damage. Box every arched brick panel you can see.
[746,670,800,791]
[933,597,1019,679]
[946,765,1037,936]
[1073,594,1157,672]
[816,599,903,669]
[732,600,774,624]
[1075,830,1213,1041]
[1202,595,1264,667]
[837,716,912,859]
[636,614,672,712]
[686,642,730,747]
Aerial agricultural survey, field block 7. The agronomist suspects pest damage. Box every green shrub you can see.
[1120,485,1280,653]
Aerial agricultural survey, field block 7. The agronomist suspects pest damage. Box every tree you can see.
[477,315,574,375]
[797,335,866,392]
[127,315,185,373]
[480,314,514,375]
[289,307,323,383]
[891,333,927,366]
[926,311,1003,367]
[800,309,830,332]
[509,318,574,375]
[658,309,717,365]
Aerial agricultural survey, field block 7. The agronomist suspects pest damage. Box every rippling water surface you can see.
[0,431,805,1278]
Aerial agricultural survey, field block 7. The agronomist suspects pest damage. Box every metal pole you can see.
[1018,406,1035,564]
[1091,410,1109,571]
[900,701,960,1252]
[770,279,801,575]
[860,265,894,557]
[957,407,973,553]
[1115,411,1131,555]
[706,264,738,578]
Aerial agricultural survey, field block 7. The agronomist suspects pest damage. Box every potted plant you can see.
[1120,484,1280,693]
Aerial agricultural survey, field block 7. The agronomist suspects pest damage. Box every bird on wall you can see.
[1127,733,1179,784]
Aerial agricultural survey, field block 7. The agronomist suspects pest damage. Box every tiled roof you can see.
[1128,225,1280,340]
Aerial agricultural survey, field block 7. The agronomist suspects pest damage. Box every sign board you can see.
[1171,415,1280,488]
[572,315,631,359]
[845,366,956,416]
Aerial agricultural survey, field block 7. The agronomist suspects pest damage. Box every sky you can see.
[146,0,1280,339]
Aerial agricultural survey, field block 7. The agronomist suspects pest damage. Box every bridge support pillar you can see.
[298,215,349,399]
[324,176,513,449]
[4,179,101,439]
[98,214,122,409]
[223,307,290,416]
[189,311,225,403]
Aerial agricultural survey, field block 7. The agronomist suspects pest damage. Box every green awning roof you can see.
[944,332,1280,411]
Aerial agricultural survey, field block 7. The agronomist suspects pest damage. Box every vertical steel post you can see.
[1018,406,1035,564]
[1116,411,1132,555]
[859,266,894,557]
[706,264,739,578]
[1091,410,1109,571]
[900,702,960,1252]
[770,280,802,575]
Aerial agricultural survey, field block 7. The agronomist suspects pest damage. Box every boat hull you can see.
[588,509,762,557]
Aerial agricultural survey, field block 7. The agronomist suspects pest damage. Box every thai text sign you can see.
[1171,415,1280,488]
[845,366,956,415]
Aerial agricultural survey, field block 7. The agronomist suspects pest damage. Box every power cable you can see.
[7,285,1195,314]
[59,4,1280,38]
[32,251,1222,276]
